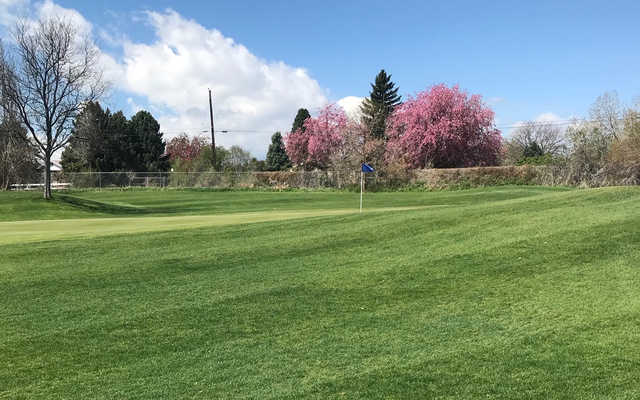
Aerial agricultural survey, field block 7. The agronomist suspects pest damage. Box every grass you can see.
[1,186,640,399]
[0,207,432,245]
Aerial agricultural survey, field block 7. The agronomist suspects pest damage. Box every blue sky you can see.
[3,0,640,157]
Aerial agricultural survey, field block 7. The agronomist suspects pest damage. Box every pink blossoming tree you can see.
[387,84,502,168]
[166,134,209,162]
[285,104,347,170]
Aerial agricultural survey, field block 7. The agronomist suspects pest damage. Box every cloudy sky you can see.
[2,0,640,158]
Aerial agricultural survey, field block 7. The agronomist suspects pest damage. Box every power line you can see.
[212,117,629,135]
[163,116,634,135]
[161,128,281,134]
[215,129,283,134]
[495,116,631,130]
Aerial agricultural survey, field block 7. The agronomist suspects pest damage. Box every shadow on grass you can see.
[55,194,181,216]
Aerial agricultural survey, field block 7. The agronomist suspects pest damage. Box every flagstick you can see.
[360,170,364,213]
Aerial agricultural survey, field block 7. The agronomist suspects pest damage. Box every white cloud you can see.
[533,112,564,123]
[36,0,91,36]
[504,112,574,138]
[0,0,24,5]
[126,97,143,114]
[36,1,125,87]
[0,0,27,26]
[1,0,125,91]
[511,112,567,129]
[119,10,328,157]
[337,96,364,121]
[3,2,329,158]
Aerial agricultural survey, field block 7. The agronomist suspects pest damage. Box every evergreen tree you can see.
[522,142,544,158]
[61,102,109,172]
[129,111,170,172]
[101,111,132,171]
[62,105,169,172]
[61,105,134,172]
[291,108,311,133]
[265,132,291,171]
[360,69,401,139]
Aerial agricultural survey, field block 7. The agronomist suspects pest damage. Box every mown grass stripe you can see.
[0,206,432,245]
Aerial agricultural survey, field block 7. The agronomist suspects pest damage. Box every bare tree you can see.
[0,43,40,190]
[589,91,622,140]
[0,115,40,190]
[0,18,104,199]
[503,121,567,164]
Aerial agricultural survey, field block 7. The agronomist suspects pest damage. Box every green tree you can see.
[265,132,291,171]
[129,111,170,172]
[213,146,230,171]
[61,102,110,172]
[250,158,267,171]
[360,69,401,139]
[62,105,170,172]
[515,142,553,165]
[62,106,133,172]
[522,142,544,158]
[291,108,311,133]
[102,111,133,171]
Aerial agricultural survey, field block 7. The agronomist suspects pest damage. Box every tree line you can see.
[272,70,502,177]
[1,15,639,196]
[165,134,266,173]
[62,101,270,174]
[61,102,169,173]
[503,91,640,184]
[0,16,268,197]
[268,70,640,187]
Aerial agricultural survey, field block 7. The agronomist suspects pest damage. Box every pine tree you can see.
[265,132,291,171]
[102,111,132,171]
[360,69,401,139]
[129,111,170,172]
[291,108,311,133]
[62,105,170,172]
[61,101,109,172]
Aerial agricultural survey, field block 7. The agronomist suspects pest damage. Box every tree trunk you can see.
[44,152,52,199]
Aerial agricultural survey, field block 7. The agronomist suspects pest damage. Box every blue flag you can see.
[361,163,375,173]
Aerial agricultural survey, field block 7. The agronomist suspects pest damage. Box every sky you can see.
[2,0,640,158]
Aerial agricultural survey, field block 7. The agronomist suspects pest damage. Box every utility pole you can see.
[209,89,216,169]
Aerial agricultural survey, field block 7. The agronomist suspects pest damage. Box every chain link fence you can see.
[19,170,376,190]
[12,165,638,191]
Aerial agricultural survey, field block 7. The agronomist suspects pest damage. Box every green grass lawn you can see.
[2,186,640,399]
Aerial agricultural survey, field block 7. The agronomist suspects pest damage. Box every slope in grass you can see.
[1,186,640,399]
[0,185,567,221]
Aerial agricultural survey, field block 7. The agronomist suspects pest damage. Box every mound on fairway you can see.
[1,186,640,399]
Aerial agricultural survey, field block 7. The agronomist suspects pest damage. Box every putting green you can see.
[0,206,429,245]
